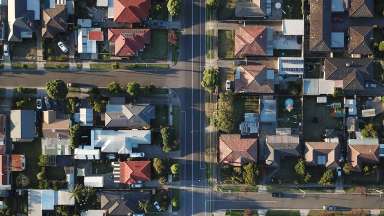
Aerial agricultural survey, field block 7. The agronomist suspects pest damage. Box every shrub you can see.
[343,163,353,175]
[153,158,165,176]
[379,41,384,52]
[126,82,141,98]
[170,163,180,175]
[212,93,236,133]
[319,169,334,186]
[242,162,258,185]
[201,67,219,93]
[294,159,306,176]
[107,81,123,95]
[361,123,377,138]
[46,80,68,100]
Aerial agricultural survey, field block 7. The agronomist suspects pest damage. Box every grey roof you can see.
[41,138,71,155]
[105,104,155,128]
[100,191,150,215]
[8,0,36,42]
[10,110,36,141]
[266,135,301,164]
[235,0,266,17]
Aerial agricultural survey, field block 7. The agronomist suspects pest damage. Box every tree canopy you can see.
[46,80,68,100]
[361,123,377,138]
[243,162,258,185]
[206,0,218,8]
[107,81,123,95]
[126,82,141,98]
[319,169,334,186]
[167,0,181,16]
[212,92,236,133]
[201,67,219,93]
[153,158,166,176]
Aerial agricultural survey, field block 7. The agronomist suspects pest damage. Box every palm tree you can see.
[138,200,150,213]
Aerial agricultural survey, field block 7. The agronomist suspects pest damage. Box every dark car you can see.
[323,205,337,211]
[271,192,284,198]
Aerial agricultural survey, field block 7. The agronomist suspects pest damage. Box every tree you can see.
[69,124,81,149]
[167,0,181,16]
[36,168,46,181]
[153,158,165,176]
[304,173,312,183]
[56,206,69,216]
[161,126,175,152]
[243,162,258,185]
[343,163,353,175]
[107,81,122,95]
[206,0,218,8]
[126,82,141,98]
[212,93,236,133]
[294,159,306,176]
[67,97,79,114]
[379,41,384,52]
[171,196,179,209]
[201,67,219,93]
[16,174,30,188]
[361,123,377,138]
[170,163,180,175]
[70,185,96,210]
[46,80,68,100]
[91,99,106,113]
[319,169,334,186]
[38,155,48,167]
[138,200,150,213]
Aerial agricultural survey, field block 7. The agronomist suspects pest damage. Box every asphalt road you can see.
[210,192,384,210]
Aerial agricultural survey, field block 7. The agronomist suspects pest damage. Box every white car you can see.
[130,152,145,158]
[225,80,232,91]
[3,44,9,57]
[36,99,43,110]
[336,167,342,177]
[131,183,143,188]
[44,96,51,110]
[57,41,68,53]
[153,201,161,211]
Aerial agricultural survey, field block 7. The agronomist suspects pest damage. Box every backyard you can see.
[303,97,342,141]
[218,30,234,59]
[277,96,302,129]
[283,0,303,19]
[12,139,42,188]
[141,30,168,60]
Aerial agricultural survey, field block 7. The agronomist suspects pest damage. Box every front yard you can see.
[308,210,370,216]
[218,0,237,20]
[303,97,342,141]
[218,30,234,59]
[11,39,37,60]
[266,210,300,216]
[141,30,168,60]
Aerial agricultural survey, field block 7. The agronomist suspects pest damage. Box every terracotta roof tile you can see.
[120,160,151,184]
[108,29,150,57]
[234,65,274,94]
[219,134,257,166]
[349,0,374,17]
[89,31,104,41]
[114,0,151,23]
[235,26,268,57]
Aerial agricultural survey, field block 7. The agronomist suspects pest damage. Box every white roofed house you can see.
[28,190,75,216]
[91,129,151,154]
[77,19,104,59]
[8,0,40,42]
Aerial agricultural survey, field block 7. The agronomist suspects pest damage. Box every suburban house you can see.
[235,25,273,57]
[234,64,275,94]
[10,110,36,142]
[219,134,258,166]
[42,1,68,39]
[105,103,155,128]
[74,108,94,126]
[28,190,74,216]
[91,129,151,154]
[235,0,282,19]
[322,58,380,94]
[348,132,379,171]
[265,134,300,166]
[349,0,374,18]
[108,0,151,24]
[348,26,373,57]
[41,110,71,155]
[8,0,40,42]
[118,160,151,184]
[108,28,151,57]
[305,138,340,168]
[84,176,104,188]
[77,19,104,58]
[100,191,150,215]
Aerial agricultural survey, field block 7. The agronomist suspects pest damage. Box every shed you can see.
[282,19,304,36]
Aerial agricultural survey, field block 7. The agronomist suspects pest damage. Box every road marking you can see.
[191,0,195,214]
[207,200,278,203]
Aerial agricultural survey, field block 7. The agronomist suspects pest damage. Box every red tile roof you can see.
[11,154,25,172]
[235,26,268,57]
[0,155,8,185]
[108,29,150,57]
[89,31,104,41]
[120,160,151,184]
[114,0,151,23]
[219,134,258,166]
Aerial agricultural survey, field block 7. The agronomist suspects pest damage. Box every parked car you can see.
[44,96,51,110]
[271,192,284,198]
[3,44,9,57]
[323,205,337,211]
[336,167,342,177]
[225,80,232,91]
[130,152,145,158]
[57,41,68,53]
[106,154,116,160]
[131,183,143,188]
[36,99,43,110]
[153,201,161,211]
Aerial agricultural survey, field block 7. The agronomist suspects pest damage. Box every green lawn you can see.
[226,210,258,216]
[266,210,300,216]
[120,63,169,70]
[206,29,215,59]
[11,63,37,69]
[218,30,234,59]
[308,210,370,216]
[172,105,180,150]
[218,184,259,192]
[13,139,42,188]
[141,30,168,60]
[153,104,169,129]
[44,63,69,69]
[218,0,237,20]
